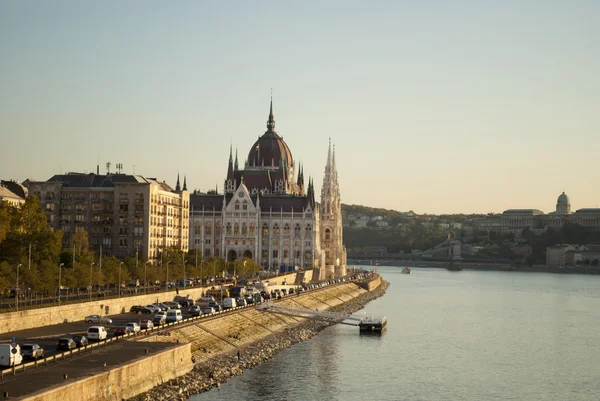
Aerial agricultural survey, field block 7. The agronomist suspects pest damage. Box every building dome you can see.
[247,99,294,169]
[557,192,569,205]
[556,191,571,214]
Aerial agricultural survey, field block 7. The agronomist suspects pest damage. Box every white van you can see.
[166,309,183,323]
[87,326,108,341]
[223,297,237,309]
[0,344,23,367]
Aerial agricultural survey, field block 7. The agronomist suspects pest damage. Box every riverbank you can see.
[348,259,600,275]
[129,280,389,401]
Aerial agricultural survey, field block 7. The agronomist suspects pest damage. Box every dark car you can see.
[130,305,152,314]
[189,305,202,317]
[21,344,45,360]
[113,327,127,337]
[73,335,89,348]
[57,338,76,351]
[260,290,271,300]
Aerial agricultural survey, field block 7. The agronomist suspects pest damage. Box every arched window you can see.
[234,223,240,235]
[194,222,201,234]
[305,224,312,232]
[273,224,280,236]
[325,228,331,241]
[216,223,221,235]
[294,224,301,237]
[242,223,247,235]
[283,223,290,237]
[242,200,248,211]
[262,224,269,237]
[249,224,255,236]
[234,201,240,210]
[205,222,212,235]
[226,223,232,235]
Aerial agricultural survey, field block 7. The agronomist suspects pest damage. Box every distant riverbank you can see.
[348,259,600,275]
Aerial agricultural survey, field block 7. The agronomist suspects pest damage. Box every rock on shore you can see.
[129,280,389,401]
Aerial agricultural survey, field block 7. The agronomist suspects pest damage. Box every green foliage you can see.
[344,223,448,253]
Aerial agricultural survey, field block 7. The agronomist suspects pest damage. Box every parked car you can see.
[166,309,183,323]
[126,322,141,333]
[73,335,89,348]
[145,305,161,313]
[87,326,108,341]
[85,315,113,324]
[189,305,202,317]
[153,313,167,325]
[56,338,76,351]
[288,288,295,295]
[130,305,152,314]
[281,288,288,296]
[223,297,237,309]
[21,344,44,360]
[163,301,181,310]
[244,295,255,305]
[236,297,247,307]
[113,327,127,337]
[154,303,170,311]
[201,306,215,315]
[140,319,154,329]
[260,290,271,300]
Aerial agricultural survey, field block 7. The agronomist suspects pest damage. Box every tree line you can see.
[0,197,261,298]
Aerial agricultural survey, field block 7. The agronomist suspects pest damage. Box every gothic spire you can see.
[183,175,187,191]
[227,144,234,179]
[267,96,275,132]
[326,137,332,170]
[234,148,239,171]
[175,173,181,191]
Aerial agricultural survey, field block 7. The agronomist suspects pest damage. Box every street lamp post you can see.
[183,259,187,289]
[119,262,123,297]
[144,261,149,294]
[89,262,95,301]
[58,263,64,305]
[166,261,170,287]
[16,263,22,311]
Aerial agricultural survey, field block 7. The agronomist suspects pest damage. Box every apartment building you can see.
[24,173,189,260]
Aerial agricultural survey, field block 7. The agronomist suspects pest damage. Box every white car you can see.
[126,322,141,333]
[145,305,161,313]
[85,315,113,324]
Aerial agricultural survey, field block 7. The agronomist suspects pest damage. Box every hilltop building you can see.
[189,99,347,279]
[23,173,189,260]
[474,192,600,233]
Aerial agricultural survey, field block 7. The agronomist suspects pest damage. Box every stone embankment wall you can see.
[18,343,193,401]
[356,274,382,291]
[0,272,300,335]
[130,280,389,401]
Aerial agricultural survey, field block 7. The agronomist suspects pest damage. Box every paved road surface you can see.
[0,341,177,398]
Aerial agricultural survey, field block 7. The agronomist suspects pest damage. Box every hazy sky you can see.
[1,1,599,214]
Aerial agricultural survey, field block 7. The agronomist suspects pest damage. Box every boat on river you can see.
[401,267,411,274]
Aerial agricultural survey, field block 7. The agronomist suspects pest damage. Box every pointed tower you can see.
[234,148,239,171]
[320,139,346,279]
[176,173,181,191]
[267,96,275,132]
[183,175,187,191]
[225,145,235,193]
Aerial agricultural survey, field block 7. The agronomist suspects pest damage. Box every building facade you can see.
[474,192,600,233]
[24,173,189,260]
[190,100,347,279]
[0,180,26,206]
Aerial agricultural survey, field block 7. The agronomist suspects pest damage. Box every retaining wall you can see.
[0,271,301,335]
[17,343,193,401]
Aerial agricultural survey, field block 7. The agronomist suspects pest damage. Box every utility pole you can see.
[16,264,22,311]
[89,262,95,301]
[58,263,64,305]
[119,262,123,297]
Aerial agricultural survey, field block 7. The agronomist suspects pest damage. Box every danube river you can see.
[191,266,600,401]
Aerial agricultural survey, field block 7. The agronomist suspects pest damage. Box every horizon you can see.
[1,2,598,215]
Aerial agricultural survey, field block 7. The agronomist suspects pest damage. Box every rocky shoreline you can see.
[129,280,389,401]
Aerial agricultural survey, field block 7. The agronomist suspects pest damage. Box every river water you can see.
[191,266,600,401]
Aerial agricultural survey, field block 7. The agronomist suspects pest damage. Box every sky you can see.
[1,1,599,215]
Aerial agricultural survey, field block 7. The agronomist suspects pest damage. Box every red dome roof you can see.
[247,99,294,168]
[248,131,293,168]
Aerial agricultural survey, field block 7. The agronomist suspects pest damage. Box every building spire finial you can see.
[267,94,275,131]
[176,172,181,191]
